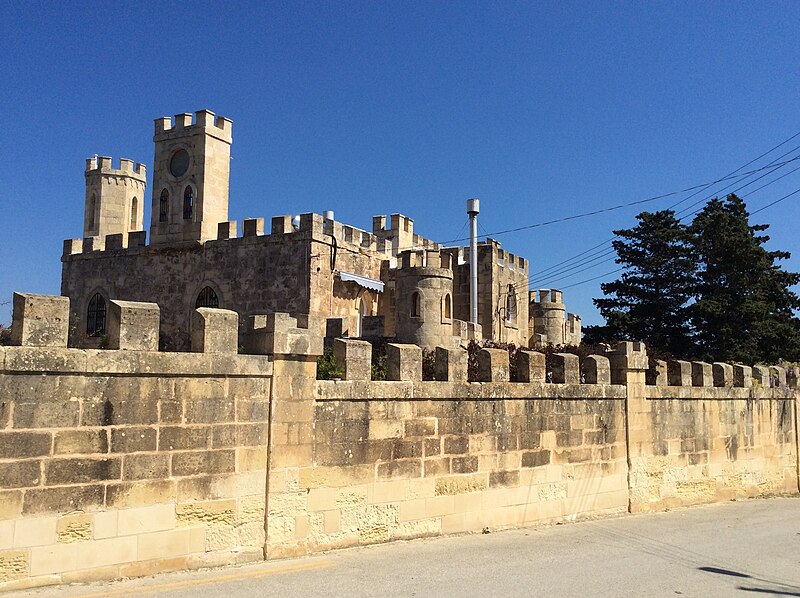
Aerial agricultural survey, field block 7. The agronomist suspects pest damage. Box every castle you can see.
[61,109,581,351]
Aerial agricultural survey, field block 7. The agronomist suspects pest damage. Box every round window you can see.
[169,149,190,178]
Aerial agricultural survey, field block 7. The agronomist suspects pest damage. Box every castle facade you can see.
[61,109,581,350]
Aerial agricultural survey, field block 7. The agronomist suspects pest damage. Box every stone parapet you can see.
[245,313,323,357]
[191,308,239,354]
[10,293,70,348]
[107,300,160,351]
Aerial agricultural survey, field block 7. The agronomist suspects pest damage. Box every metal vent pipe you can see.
[466,198,480,325]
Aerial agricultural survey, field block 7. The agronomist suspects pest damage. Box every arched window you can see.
[183,186,194,220]
[88,194,98,232]
[195,286,219,309]
[159,189,169,222]
[443,293,452,320]
[87,293,107,336]
[130,197,138,230]
[411,292,421,318]
[357,298,367,337]
[505,284,517,324]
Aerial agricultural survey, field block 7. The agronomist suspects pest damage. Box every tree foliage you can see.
[589,195,800,363]
[589,210,697,356]
[690,195,800,363]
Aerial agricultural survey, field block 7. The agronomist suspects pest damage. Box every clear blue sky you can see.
[2,1,800,327]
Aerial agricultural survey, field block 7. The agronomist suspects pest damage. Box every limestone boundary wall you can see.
[1,294,798,590]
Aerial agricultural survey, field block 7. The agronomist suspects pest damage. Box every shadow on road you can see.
[698,565,800,596]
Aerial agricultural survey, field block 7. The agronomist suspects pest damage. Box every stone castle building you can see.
[61,109,581,351]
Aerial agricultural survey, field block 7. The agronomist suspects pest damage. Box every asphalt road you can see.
[16,497,800,598]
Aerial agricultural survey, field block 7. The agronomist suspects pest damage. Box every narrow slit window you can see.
[86,293,107,336]
[443,293,452,320]
[505,284,517,324]
[159,189,169,222]
[411,292,421,318]
[183,186,193,220]
[130,197,138,230]
[89,194,98,232]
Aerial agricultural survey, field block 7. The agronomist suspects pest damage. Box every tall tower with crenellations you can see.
[149,109,233,245]
[83,156,147,240]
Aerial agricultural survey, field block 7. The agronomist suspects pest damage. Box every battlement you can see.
[396,248,454,271]
[9,291,318,361]
[85,155,146,179]
[326,338,642,388]
[153,109,233,140]
[532,288,564,305]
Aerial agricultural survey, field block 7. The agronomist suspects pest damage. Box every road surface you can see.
[14,497,800,597]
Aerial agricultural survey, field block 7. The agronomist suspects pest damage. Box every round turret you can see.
[395,250,454,348]
[530,288,566,345]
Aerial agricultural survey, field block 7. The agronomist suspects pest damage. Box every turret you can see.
[530,289,566,346]
[394,249,454,348]
[149,109,233,245]
[83,156,147,241]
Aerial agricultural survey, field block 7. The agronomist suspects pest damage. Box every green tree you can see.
[690,194,800,363]
[587,210,697,356]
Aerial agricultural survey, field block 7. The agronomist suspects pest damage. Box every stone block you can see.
[106,300,160,351]
[582,355,610,384]
[0,549,28,582]
[771,366,787,388]
[299,213,323,235]
[360,316,384,340]
[104,233,124,251]
[122,453,170,480]
[44,457,121,485]
[551,353,579,384]
[128,230,147,247]
[191,308,238,354]
[668,360,692,386]
[732,364,752,388]
[106,480,176,508]
[434,346,467,382]
[515,350,545,383]
[62,238,82,256]
[56,513,93,543]
[217,221,237,240]
[271,215,293,236]
[476,348,509,382]
[608,341,648,383]
[650,359,668,386]
[712,362,733,387]
[752,365,770,387]
[10,293,69,348]
[0,432,51,459]
[691,362,712,387]
[245,312,323,357]
[332,338,372,381]
[242,218,264,237]
[326,317,347,339]
[0,461,41,488]
[23,485,105,515]
[13,516,56,548]
[386,343,422,381]
[171,450,236,477]
[82,236,104,252]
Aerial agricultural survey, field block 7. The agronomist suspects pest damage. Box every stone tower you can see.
[83,156,147,240]
[529,289,581,346]
[149,110,232,245]
[395,249,455,348]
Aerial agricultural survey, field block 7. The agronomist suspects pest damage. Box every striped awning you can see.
[336,270,385,292]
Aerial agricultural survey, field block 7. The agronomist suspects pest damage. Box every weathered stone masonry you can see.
[0,294,798,590]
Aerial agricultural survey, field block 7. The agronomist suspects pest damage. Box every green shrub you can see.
[317,347,344,380]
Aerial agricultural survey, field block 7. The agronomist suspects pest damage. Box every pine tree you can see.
[589,210,697,356]
[690,194,800,363]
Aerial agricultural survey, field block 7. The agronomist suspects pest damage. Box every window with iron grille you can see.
[195,286,219,309]
[87,293,107,336]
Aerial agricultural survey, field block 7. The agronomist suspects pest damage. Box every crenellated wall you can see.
[1,295,798,591]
